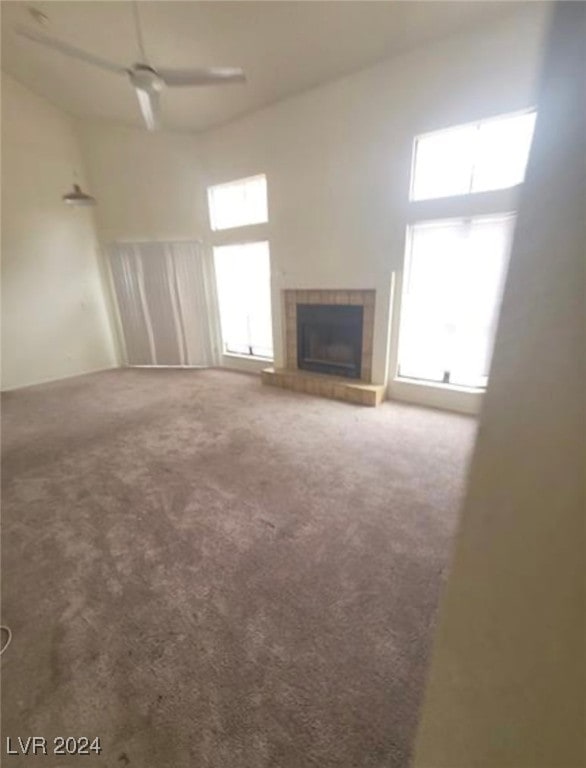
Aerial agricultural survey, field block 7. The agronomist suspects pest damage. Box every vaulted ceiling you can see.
[2,1,529,133]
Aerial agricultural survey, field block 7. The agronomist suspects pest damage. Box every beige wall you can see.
[78,122,203,244]
[413,3,585,765]
[197,4,548,399]
[74,6,548,397]
[76,122,210,368]
[1,73,117,391]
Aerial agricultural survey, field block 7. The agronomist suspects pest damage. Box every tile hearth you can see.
[261,367,385,406]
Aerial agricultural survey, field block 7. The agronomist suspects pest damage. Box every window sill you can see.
[394,376,486,394]
[389,376,484,415]
[223,352,273,364]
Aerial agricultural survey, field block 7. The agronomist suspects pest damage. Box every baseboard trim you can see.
[1,365,119,393]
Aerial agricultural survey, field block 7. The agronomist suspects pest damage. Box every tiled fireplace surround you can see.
[261,290,386,406]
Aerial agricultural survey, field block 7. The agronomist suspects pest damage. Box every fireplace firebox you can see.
[297,303,363,379]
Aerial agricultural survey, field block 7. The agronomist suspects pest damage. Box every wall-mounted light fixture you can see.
[62,183,96,207]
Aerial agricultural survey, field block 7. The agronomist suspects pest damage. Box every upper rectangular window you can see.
[410,111,536,202]
[207,174,268,231]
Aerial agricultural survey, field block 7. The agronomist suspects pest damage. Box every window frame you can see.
[207,174,269,232]
[206,172,274,364]
[212,239,274,361]
[392,108,536,397]
[396,212,516,391]
[409,108,536,203]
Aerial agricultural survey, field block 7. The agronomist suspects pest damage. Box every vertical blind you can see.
[107,241,219,367]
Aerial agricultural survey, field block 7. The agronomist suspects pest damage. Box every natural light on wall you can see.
[214,242,273,358]
[411,111,536,201]
[208,175,268,231]
[399,109,537,389]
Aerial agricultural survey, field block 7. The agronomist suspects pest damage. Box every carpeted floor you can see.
[1,368,475,768]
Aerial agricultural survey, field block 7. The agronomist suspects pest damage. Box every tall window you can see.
[398,110,536,389]
[399,216,514,388]
[207,174,273,359]
[214,242,273,358]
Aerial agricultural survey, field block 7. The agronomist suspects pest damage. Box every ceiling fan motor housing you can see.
[130,64,164,92]
[14,21,246,131]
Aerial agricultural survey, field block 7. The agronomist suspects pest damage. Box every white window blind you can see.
[411,111,536,201]
[398,216,514,389]
[213,241,273,358]
[207,175,268,231]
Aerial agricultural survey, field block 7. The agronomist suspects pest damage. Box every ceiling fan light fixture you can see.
[15,2,247,133]
[62,183,96,207]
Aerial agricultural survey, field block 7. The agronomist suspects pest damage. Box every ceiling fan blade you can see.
[14,24,127,75]
[158,67,246,87]
[135,87,161,131]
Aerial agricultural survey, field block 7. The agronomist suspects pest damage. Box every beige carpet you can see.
[1,368,475,767]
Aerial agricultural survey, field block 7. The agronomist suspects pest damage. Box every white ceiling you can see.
[2,1,526,133]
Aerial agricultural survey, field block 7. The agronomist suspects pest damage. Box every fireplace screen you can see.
[297,304,363,379]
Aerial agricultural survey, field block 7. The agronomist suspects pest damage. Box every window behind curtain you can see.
[398,215,514,389]
[213,242,273,358]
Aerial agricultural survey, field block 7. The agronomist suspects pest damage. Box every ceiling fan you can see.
[14,3,246,131]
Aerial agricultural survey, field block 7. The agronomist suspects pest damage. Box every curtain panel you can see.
[106,241,219,368]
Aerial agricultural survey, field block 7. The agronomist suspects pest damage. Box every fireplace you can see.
[262,290,383,404]
[297,303,363,379]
